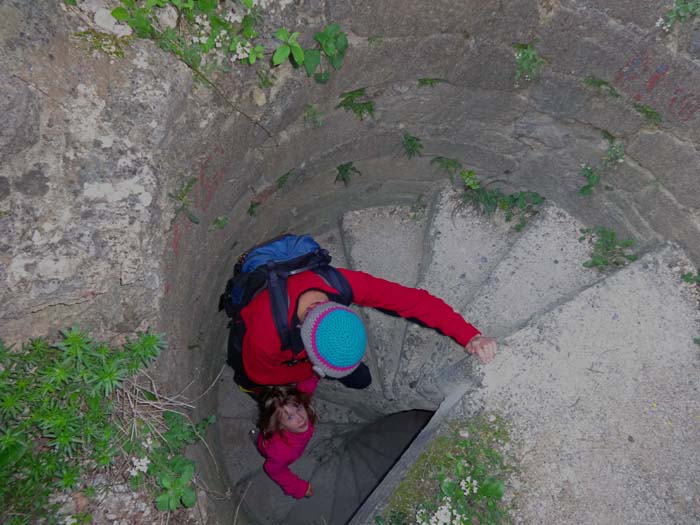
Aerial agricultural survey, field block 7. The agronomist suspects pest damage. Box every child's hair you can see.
[257,385,317,440]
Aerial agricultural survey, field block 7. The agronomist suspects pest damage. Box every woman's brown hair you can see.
[257,385,317,441]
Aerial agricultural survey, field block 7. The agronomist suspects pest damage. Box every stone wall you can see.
[1,0,699,521]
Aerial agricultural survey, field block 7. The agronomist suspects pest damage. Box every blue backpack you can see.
[219,234,353,386]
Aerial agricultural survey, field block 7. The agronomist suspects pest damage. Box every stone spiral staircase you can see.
[216,185,700,525]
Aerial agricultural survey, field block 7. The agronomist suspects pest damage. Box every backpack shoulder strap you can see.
[314,266,353,305]
[267,263,293,350]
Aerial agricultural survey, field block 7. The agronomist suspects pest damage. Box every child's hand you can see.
[305,483,314,497]
[465,336,497,364]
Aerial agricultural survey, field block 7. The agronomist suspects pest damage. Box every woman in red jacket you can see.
[240,268,498,390]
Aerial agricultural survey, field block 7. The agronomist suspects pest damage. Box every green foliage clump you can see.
[681,271,700,285]
[0,328,172,523]
[272,23,348,84]
[209,216,228,230]
[582,75,621,98]
[335,162,361,187]
[303,104,325,128]
[418,78,447,87]
[633,102,662,126]
[247,201,260,216]
[402,133,423,159]
[464,185,545,232]
[109,1,347,85]
[579,226,637,271]
[659,0,700,32]
[378,414,514,525]
[579,133,625,196]
[513,40,545,85]
[431,157,543,231]
[168,176,200,224]
[337,88,375,120]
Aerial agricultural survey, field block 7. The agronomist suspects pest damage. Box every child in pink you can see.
[256,375,319,499]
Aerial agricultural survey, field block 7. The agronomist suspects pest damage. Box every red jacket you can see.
[257,375,318,498]
[241,268,480,385]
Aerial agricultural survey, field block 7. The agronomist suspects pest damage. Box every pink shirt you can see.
[256,376,318,498]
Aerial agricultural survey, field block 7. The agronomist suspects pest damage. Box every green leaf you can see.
[290,43,305,65]
[303,49,321,76]
[155,493,170,511]
[122,0,136,8]
[182,487,196,507]
[241,0,254,7]
[272,44,291,65]
[64,0,78,5]
[274,27,290,41]
[329,32,348,70]
[111,7,131,21]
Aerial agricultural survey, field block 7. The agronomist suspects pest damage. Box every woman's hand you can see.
[465,336,497,364]
[305,483,314,497]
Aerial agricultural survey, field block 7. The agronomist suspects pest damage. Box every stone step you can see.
[476,244,700,524]
[340,204,429,400]
[393,186,522,407]
[461,203,602,338]
[282,455,341,525]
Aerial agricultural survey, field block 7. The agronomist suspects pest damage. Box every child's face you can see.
[279,402,309,433]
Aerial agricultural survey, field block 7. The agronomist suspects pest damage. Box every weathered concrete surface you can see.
[477,245,700,524]
[462,204,602,338]
[341,204,427,401]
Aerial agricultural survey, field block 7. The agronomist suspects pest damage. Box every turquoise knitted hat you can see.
[300,302,367,378]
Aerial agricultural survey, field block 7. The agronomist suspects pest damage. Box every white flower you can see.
[64,517,78,525]
[459,429,469,439]
[225,11,243,24]
[144,436,154,450]
[488,414,497,422]
[460,476,479,496]
[233,41,252,60]
[655,16,664,28]
[130,456,150,476]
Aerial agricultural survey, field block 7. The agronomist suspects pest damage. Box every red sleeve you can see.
[263,457,309,499]
[339,268,480,347]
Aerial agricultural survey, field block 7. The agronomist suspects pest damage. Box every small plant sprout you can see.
[693,337,700,346]
[276,169,294,189]
[337,88,375,120]
[579,226,637,271]
[513,40,545,85]
[247,201,261,216]
[579,133,625,195]
[402,133,423,159]
[307,23,349,82]
[681,271,700,285]
[579,164,600,196]
[658,1,700,33]
[367,35,384,46]
[431,156,464,181]
[582,75,621,98]
[272,27,304,67]
[303,104,325,128]
[633,102,663,126]
[459,169,480,190]
[168,177,200,224]
[418,77,448,87]
[335,162,361,187]
[209,216,229,231]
